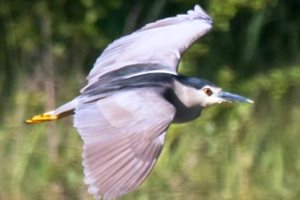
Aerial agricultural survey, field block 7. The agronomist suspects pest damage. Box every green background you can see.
[1,0,300,199]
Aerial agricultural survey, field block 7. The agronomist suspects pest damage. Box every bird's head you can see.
[175,76,253,108]
[196,84,253,107]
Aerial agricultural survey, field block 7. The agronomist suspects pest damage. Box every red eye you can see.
[203,88,213,96]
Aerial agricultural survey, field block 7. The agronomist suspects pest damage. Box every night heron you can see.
[26,5,253,200]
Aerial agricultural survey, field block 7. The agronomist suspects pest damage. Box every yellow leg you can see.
[26,112,58,124]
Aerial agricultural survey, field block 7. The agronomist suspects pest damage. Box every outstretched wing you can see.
[74,88,175,200]
[85,5,212,87]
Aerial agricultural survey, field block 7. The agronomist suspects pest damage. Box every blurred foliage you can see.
[0,0,300,199]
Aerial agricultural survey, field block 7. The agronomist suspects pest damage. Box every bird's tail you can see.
[26,98,79,124]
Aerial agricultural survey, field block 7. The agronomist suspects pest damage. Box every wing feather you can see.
[74,89,175,199]
[83,5,212,91]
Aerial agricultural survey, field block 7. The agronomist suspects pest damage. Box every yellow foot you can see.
[26,112,58,124]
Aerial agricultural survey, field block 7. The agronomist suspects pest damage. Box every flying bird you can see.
[26,5,253,200]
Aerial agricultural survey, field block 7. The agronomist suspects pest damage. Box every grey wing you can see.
[84,5,212,87]
[74,89,175,200]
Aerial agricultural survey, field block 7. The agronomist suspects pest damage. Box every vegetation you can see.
[1,0,299,199]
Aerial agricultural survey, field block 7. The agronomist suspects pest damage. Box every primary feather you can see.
[74,89,175,199]
[81,5,212,93]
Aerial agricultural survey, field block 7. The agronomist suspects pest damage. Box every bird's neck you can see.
[163,78,202,123]
[172,78,203,108]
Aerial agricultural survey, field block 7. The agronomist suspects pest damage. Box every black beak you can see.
[218,91,254,103]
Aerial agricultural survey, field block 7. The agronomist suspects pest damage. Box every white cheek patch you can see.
[200,94,226,107]
[201,96,217,106]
